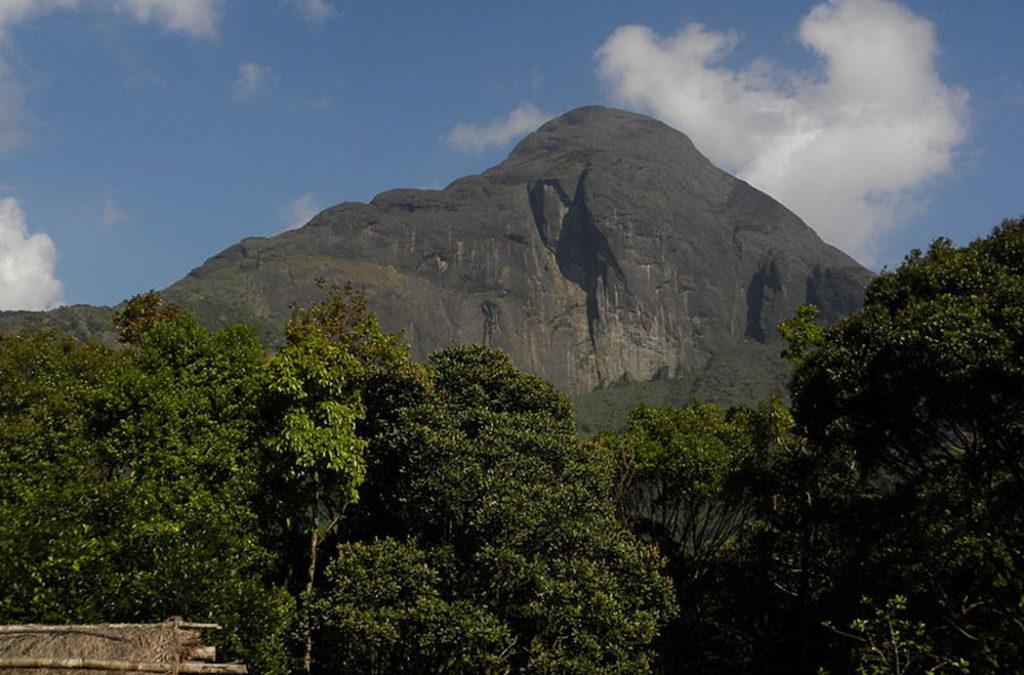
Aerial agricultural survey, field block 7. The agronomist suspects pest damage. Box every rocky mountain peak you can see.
[0,106,872,398]
[508,106,701,161]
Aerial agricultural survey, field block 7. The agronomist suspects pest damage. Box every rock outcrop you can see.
[1,106,871,394]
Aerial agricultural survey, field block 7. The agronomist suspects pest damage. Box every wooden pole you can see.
[0,627,126,641]
[0,657,246,673]
[0,623,221,633]
[188,646,217,661]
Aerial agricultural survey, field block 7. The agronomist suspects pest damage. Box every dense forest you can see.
[2,219,1023,673]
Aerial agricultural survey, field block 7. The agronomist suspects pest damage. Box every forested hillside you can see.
[2,220,1022,673]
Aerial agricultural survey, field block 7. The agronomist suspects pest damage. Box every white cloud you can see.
[232,62,275,99]
[0,0,81,37]
[0,197,62,310]
[280,193,320,230]
[111,0,221,38]
[293,0,339,23]
[596,0,969,262]
[447,103,550,153]
[0,0,220,39]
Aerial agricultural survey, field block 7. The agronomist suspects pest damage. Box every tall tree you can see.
[786,219,1024,671]
[315,345,677,673]
[259,284,409,672]
[597,400,792,672]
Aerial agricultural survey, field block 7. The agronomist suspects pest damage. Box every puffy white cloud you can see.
[447,103,550,153]
[232,62,275,99]
[280,192,320,230]
[0,197,62,310]
[596,0,968,262]
[293,0,339,24]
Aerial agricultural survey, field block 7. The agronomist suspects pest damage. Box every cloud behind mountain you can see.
[597,0,969,263]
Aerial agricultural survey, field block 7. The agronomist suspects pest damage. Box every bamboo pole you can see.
[0,627,126,641]
[187,646,216,661]
[0,623,221,633]
[0,657,246,673]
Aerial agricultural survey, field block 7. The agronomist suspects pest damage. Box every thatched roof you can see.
[0,620,245,674]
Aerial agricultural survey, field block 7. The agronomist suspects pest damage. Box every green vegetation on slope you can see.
[573,338,790,434]
[0,287,675,674]
[2,218,1022,673]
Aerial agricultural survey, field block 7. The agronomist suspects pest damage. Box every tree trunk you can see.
[302,470,322,675]
[303,527,319,673]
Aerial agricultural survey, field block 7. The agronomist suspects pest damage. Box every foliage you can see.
[312,539,513,674]
[0,311,294,673]
[825,596,970,675]
[784,219,1024,671]
[777,304,825,369]
[0,287,677,674]
[257,283,413,671]
[596,399,790,672]
[602,402,771,571]
[113,290,183,345]
[332,345,677,673]
[581,220,1024,672]
[6,219,1024,673]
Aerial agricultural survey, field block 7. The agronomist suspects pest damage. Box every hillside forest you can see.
[2,220,1023,673]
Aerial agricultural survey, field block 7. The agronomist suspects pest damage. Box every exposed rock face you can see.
[163,106,870,392]
[0,106,871,394]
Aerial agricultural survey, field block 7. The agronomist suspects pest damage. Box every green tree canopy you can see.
[786,218,1024,671]
[0,309,294,673]
[1,289,678,674]
[318,345,676,674]
[596,399,792,672]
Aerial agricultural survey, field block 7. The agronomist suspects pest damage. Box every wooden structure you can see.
[0,620,246,674]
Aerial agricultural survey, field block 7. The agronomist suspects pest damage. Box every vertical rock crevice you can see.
[556,171,626,352]
[528,179,571,250]
[481,299,500,347]
[528,169,627,366]
[745,258,783,343]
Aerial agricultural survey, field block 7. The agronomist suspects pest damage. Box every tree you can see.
[324,345,676,673]
[601,403,773,578]
[259,284,410,672]
[786,219,1024,671]
[0,305,294,673]
[312,539,513,674]
[2,291,678,673]
[113,289,183,345]
[825,596,970,675]
[596,399,792,672]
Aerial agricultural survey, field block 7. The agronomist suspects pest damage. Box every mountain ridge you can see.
[0,106,871,396]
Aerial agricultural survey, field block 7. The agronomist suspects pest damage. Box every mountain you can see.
[0,106,871,417]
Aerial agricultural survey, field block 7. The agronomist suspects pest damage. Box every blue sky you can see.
[0,0,1021,309]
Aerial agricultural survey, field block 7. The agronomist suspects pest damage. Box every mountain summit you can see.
[2,106,870,394]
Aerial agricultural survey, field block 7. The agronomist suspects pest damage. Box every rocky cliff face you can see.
[0,106,870,394]
[162,106,870,392]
